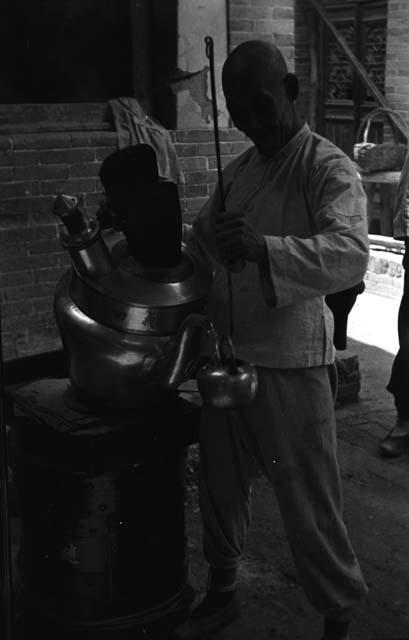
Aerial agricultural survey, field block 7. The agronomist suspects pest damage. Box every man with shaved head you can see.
[176,40,369,640]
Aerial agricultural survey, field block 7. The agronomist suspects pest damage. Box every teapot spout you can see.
[164,313,208,388]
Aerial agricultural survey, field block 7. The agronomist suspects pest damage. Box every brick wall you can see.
[385,2,409,124]
[228,0,294,69]
[0,131,117,360]
[294,0,312,123]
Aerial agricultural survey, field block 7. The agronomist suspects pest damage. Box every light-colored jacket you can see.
[184,124,369,368]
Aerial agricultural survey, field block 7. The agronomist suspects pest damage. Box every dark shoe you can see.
[173,589,240,639]
[322,617,350,640]
[380,428,409,458]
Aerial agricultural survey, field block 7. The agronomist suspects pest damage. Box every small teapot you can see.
[197,323,258,409]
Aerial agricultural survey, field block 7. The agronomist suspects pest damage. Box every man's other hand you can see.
[215,210,267,265]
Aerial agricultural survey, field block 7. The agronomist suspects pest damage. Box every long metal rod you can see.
[205,35,234,338]
[0,299,14,640]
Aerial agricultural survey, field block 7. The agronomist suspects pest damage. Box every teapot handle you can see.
[220,335,237,366]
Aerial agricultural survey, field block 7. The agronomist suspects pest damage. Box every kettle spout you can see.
[164,313,208,388]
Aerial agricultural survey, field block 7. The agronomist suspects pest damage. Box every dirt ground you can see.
[182,291,409,640]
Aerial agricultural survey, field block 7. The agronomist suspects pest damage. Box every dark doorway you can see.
[0,0,134,104]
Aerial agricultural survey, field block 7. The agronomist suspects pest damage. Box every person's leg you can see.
[325,281,365,351]
[246,367,367,637]
[382,240,409,455]
[174,406,259,639]
[198,405,259,574]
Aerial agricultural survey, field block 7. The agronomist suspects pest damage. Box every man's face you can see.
[223,80,290,157]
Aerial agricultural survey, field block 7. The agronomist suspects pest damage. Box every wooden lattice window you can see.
[316,0,387,155]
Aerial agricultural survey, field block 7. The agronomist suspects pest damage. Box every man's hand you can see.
[215,210,267,265]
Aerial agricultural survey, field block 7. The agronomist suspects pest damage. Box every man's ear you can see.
[284,73,299,102]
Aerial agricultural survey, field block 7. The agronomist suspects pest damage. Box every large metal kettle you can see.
[53,194,212,409]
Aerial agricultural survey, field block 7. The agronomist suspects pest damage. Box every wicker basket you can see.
[353,107,408,173]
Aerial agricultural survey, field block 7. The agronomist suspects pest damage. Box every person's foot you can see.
[321,617,350,640]
[173,589,240,639]
[379,419,409,457]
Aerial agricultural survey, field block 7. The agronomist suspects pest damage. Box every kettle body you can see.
[54,203,211,409]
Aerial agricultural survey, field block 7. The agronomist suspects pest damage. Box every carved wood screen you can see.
[316,0,387,157]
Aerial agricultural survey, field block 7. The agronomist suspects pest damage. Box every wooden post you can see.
[306,0,408,143]
[307,10,318,131]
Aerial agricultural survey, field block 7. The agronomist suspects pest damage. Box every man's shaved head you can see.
[222,40,288,95]
[220,40,301,157]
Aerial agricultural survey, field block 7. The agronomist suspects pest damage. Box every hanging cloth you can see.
[108,97,184,184]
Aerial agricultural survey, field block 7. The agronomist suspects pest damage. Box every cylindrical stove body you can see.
[11,394,198,633]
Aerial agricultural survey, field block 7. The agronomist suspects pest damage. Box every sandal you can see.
[380,428,409,458]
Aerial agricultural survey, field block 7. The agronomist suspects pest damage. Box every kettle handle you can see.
[219,335,237,364]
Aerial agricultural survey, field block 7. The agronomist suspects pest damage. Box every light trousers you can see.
[198,365,368,619]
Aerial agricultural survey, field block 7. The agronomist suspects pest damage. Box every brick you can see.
[274,33,294,46]
[208,155,241,169]
[252,19,275,34]
[12,133,72,150]
[0,151,14,167]
[33,266,67,284]
[272,7,294,20]
[0,270,33,287]
[232,6,273,19]
[84,192,105,209]
[0,225,56,246]
[184,169,218,185]
[0,241,28,257]
[0,167,13,181]
[219,141,249,155]
[231,19,253,31]
[14,165,70,181]
[13,326,61,358]
[71,132,118,147]
[0,137,13,151]
[0,213,28,229]
[2,196,57,215]
[184,185,209,198]
[58,253,72,268]
[13,148,95,166]
[31,253,64,269]
[0,282,56,303]
[27,210,62,227]
[220,129,246,141]
[0,255,29,272]
[178,157,208,171]
[0,181,39,198]
[33,297,57,314]
[40,178,96,195]
[173,129,215,143]
[96,146,118,161]
[0,252,60,272]
[70,162,102,178]
[2,312,55,332]
[251,0,274,6]
[1,300,34,318]
[184,196,208,211]
[28,238,62,255]
[179,143,220,157]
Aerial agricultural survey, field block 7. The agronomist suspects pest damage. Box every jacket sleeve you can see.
[259,158,369,308]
